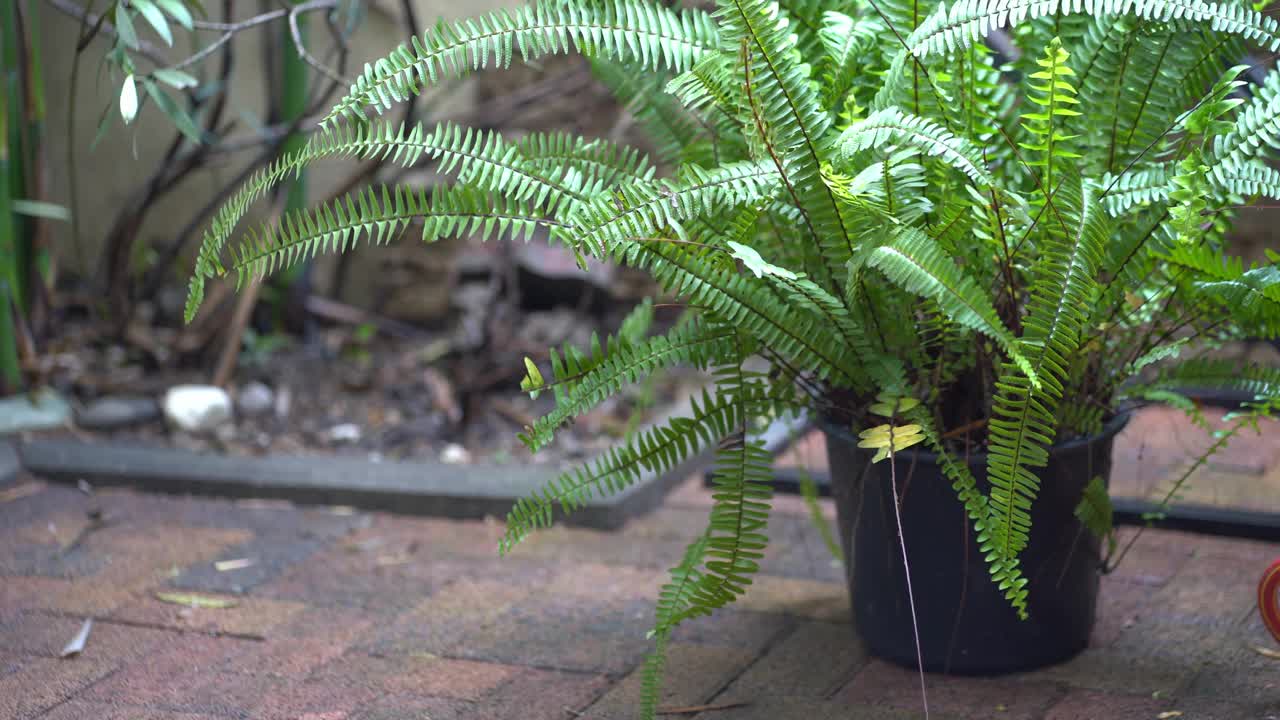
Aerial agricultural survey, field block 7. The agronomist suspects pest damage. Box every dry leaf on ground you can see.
[154,592,239,609]
[60,619,93,658]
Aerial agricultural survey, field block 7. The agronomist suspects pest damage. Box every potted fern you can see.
[185,0,1280,712]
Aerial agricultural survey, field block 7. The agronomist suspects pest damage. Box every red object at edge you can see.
[1260,557,1280,644]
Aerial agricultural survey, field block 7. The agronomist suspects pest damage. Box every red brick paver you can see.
[1,404,1279,719]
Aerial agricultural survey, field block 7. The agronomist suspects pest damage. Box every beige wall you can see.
[40,0,518,287]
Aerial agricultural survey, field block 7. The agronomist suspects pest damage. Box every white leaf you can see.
[153,68,198,89]
[60,619,93,658]
[120,76,139,124]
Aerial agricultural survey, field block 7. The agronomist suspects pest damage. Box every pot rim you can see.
[819,410,1131,464]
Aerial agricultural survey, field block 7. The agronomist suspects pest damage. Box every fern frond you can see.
[590,58,711,167]
[521,318,739,452]
[865,226,1037,385]
[839,107,995,187]
[501,387,757,553]
[186,121,595,320]
[620,240,865,384]
[1019,38,1081,195]
[1126,358,1280,402]
[561,161,779,256]
[1073,476,1114,543]
[324,0,721,128]
[640,536,710,720]
[1102,163,1173,215]
[227,184,561,287]
[818,10,882,110]
[908,0,1280,58]
[676,349,774,623]
[1211,69,1280,168]
[985,177,1109,617]
[1164,244,1280,335]
[678,435,773,620]
[1209,160,1280,199]
[516,130,656,186]
[719,0,859,275]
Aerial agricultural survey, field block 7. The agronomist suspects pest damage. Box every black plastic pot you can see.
[823,413,1129,675]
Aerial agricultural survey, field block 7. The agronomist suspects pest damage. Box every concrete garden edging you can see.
[13,404,807,528]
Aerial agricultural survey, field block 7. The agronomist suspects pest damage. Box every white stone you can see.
[327,423,363,443]
[162,385,233,433]
[440,443,471,465]
[237,382,274,417]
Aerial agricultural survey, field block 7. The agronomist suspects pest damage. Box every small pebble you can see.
[440,443,471,464]
[274,387,293,419]
[237,382,274,417]
[327,423,363,443]
[76,395,159,430]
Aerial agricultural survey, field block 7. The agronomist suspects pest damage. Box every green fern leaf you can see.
[521,319,738,452]
[908,0,1280,59]
[985,177,1110,617]
[501,387,759,553]
[324,0,721,129]
[839,107,995,187]
[865,226,1038,386]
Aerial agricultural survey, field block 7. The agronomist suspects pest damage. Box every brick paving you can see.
[2,406,1279,719]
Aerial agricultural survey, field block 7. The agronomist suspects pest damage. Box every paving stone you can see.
[0,613,175,662]
[1091,577,1156,648]
[311,651,521,700]
[0,610,87,657]
[759,512,846,583]
[482,666,612,720]
[38,701,223,720]
[1183,611,1280,701]
[248,677,382,720]
[449,596,654,674]
[512,519,693,569]
[1147,552,1262,627]
[224,606,374,680]
[89,523,254,587]
[690,697,929,720]
[110,592,306,638]
[350,695,475,720]
[585,643,756,719]
[156,500,362,596]
[1034,647,1198,697]
[670,609,794,653]
[0,483,91,538]
[0,575,138,616]
[0,537,111,579]
[717,621,869,702]
[362,576,547,657]
[834,660,1064,720]
[256,548,478,615]
[166,531,332,595]
[540,562,669,601]
[729,575,850,623]
[1106,528,1196,587]
[0,651,117,719]
[1042,689,1177,720]
[82,633,272,714]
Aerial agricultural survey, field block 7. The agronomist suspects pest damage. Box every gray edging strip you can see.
[14,395,731,528]
[0,441,18,485]
[17,437,713,530]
